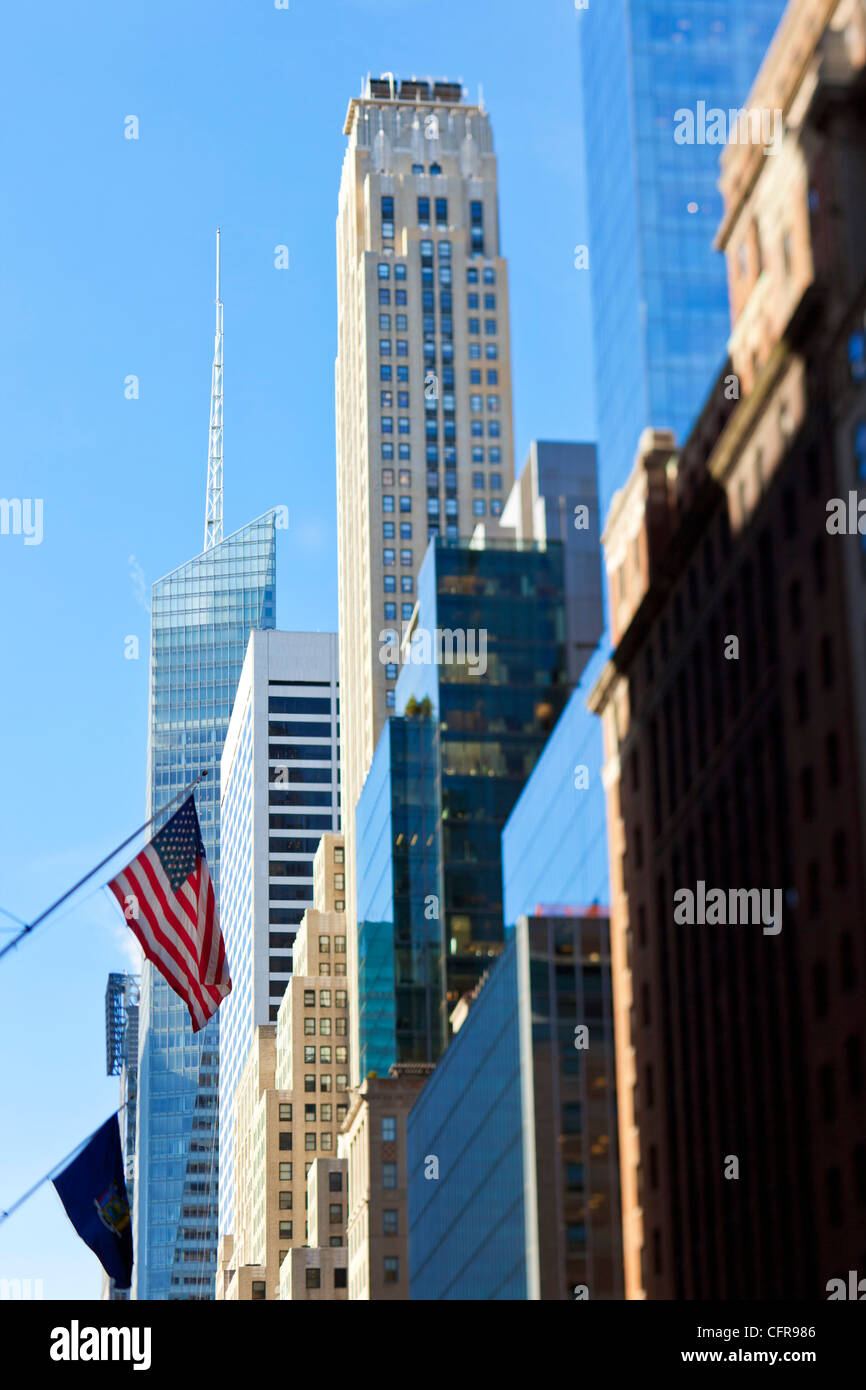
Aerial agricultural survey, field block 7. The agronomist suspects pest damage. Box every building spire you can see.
[204,228,223,550]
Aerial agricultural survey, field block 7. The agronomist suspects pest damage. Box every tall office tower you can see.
[218,629,340,1248]
[407,914,622,1300]
[102,973,140,1300]
[216,835,351,1301]
[335,76,516,1076]
[577,0,787,515]
[353,535,570,1079]
[589,0,866,1297]
[501,440,604,686]
[134,512,277,1300]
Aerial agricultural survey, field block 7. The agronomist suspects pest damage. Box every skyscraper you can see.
[218,629,340,1246]
[134,512,277,1299]
[102,972,139,1301]
[335,76,517,1077]
[354,534,571,1078]
[588,0,866,1298]
[577,0,787,514]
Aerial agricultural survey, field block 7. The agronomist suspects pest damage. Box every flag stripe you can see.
[108,795,230,1033]
[110,868,210,1029]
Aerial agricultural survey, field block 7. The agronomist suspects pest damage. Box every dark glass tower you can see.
[134,512,276,1300]
[355,535,568,1074]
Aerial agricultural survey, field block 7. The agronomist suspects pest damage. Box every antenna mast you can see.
[204,228,223,549]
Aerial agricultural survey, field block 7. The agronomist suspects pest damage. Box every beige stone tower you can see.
[335,75,516,1079]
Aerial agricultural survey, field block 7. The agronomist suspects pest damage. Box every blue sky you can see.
[0,0,594,1298]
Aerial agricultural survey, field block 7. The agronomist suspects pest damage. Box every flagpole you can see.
[0,1104,129,1227]
[0,770,210,965]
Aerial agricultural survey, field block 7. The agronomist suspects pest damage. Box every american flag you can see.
[108,795,230,1032]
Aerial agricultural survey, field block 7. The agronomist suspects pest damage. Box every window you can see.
[382,1115,397,1142]
[435,199,448,228]
[279,1191,292,1209]
[305,1268,321,1289]
[279,1162,292,1181]
[401,603,413,620]
[279,1220,292,1239]
[485,343,498,359]
[303,1017,316,1036]
[395,263,406,281]
[320,1046,331,1064]
[381,196,394,239]
[383,522,395,542]
[383,1162,397,1189]
[381,468,394,486]
[468,292,479,309]
[384,1257,399,1284]
[470,394,482,411]
[400,549,412,567]
[303,1046,316,1064]
[383,495,394,513]
[336,1074,348,1091]
[399,496,412,513]
[383,575,395,592]
[303,989,315,1008]
[417,196,430,225]
[468,317,480,335]
[381,416,393,434]
[329,1203,343,1224]
[472,472,484,489]
[400,522,412,539]
[483,267,495,283]
[321,1132,333,1150]
[395,294,407,311]
[379,313,391,331]
[251,1281,266,1301]
[400,575,413,592]
[383,548,395,566]
[380,364,391,381]
[484,293,496,310]
[490,498,502,516]
[384,601,396,620]
[484,319,497,335]
[383,1209,398,1235]
[320,1017,332,1036]
[467,266,478,283]
[489,447,501,463]
[490,472,502,490]
[279,1132,292,1150]
[396,340,408,357]
[378,263,390,280]
[279,1102,292,1121]
[335,935,345,953]
[320,1074,332,1092]
[305,1133,317,1151]
[473,498,486,516]
[469,343,481,359]
[329,1171,343,1192]
[398,468,411,486]
[379,340,391,356]
[487,394,499,411]
[378,288,390,306]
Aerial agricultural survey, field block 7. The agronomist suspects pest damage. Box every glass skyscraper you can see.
[578,0,787,514]
[353,535,568,1076]
[355,713,444,1079]
[134,512,276,1300]
[407,913,622,1300]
